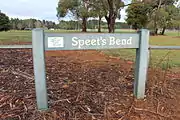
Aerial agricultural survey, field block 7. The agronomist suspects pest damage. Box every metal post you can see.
[134,29,149,99]
[32,28,48,110]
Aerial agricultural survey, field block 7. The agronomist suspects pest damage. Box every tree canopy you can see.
[126,3,151,30]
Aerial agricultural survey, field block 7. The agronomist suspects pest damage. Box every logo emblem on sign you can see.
[48,37,64,48]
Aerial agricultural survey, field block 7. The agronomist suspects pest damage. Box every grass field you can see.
[0,29,136,42]
[0,29,180,68]
[0,30,82,43]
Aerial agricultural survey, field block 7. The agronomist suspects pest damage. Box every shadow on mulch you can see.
[0,49,180,120]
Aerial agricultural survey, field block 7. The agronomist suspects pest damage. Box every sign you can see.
[45,33,140,50]
[32,29,149,110]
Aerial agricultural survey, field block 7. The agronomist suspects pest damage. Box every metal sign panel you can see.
[44,33,140,50]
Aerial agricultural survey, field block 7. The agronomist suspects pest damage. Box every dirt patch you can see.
[0,49,180,120]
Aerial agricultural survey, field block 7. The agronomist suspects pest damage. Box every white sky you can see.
[0,0,130,23]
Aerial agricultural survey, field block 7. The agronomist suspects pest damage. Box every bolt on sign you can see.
[32,29,149,110]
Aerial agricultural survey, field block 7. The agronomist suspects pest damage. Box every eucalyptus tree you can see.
[100,0,124,33]
[57,0,93,32]
[89,0,106,32]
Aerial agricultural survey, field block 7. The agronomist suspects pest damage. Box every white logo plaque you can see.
[48,37,64,48]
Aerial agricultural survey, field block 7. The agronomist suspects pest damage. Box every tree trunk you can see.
[161,27,166,35]
[155,28,158,35]
[82,17,87,32]
[98,17,102,33]
[154,0,162,35]
[105,16,116,33]
[105,0,118,33]
[154,13,158,35]
[178,25,180,36]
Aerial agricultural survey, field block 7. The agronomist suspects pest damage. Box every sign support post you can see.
[134,29,149,99]
[32,28,48,110]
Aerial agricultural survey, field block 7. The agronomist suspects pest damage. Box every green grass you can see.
[0,29,135,43]
[0,30,32,43]
[0,29,180,69]
[0,30,83,43]
[165,31,180,36]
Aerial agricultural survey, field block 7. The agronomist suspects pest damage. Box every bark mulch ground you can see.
[0,49,180,120]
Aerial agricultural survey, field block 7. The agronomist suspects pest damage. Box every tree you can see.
[35,20,43,28]
[106,0,124,33]
[10,18,18,30]
[26,19,35,28]
[57,0,92,32]
[157,5,179,35]
[171,7,180,35]
[17,21,24,30]
[0,11,10,31]
[89,0,106,32]
[48,21,56,29]
[96,0,124,33]
[58,20,78,30]
[126,3,151,30]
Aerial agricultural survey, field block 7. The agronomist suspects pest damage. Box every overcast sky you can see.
[0,0,129,23]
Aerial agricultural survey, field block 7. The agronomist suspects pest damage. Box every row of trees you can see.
[57,0,180,34]
[57,0,125,33]
[58,20,130,30]
[0,9,131,32]
[10,18,56,30]
[0,11,57,31]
